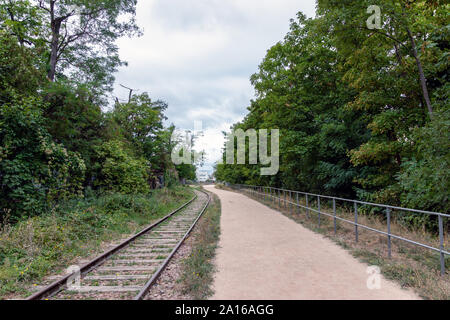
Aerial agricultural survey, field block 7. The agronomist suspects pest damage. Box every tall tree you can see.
[317,0,448,118]
[2,0,141,93]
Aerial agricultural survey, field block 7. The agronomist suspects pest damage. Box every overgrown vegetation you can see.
[0,1,203,299]
[0,1,199,223]
[179,191,221,300]
[0,186,193,299]
[215,1,449,229]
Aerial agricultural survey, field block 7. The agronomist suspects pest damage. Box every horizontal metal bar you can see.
[238,185,449,218]
[244,188,449,256]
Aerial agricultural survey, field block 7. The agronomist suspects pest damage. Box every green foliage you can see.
[0,96,85,222]
[1,0,141,92]
[112,93,167,146]
[0,31,43,103]
[41,81,104,180]
[96,140,149,194]
[216,2,449,230]
[0,11,193,221]
[398,110,450,217]
[176,164,197,181]
[163,169,179,188]
[216,13,368,197]
[0,186,192,298]
[318,0,448,206]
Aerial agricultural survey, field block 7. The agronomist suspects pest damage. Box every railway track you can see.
[27,188,210,300]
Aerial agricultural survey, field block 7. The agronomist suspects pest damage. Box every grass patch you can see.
[0,186,193,299]
[179,191,221,300]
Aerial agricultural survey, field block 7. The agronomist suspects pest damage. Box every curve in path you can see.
[205,185,420,300]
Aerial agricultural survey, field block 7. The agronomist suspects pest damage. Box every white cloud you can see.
[113,0,316,168]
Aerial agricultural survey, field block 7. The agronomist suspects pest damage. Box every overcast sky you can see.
[113,0,316,173]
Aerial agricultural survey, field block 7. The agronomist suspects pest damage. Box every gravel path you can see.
[205,185,420,300]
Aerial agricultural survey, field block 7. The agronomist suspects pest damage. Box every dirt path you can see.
[204,185,420,300]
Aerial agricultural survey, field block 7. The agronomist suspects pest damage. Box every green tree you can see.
[112,93,167,152]
[397,110,450,219]
[42,81,103,182]
[95,140,149,194]
[2,0,141,94]
[0,96,85,222]
[317,0,448,204]
[0,30,44,103]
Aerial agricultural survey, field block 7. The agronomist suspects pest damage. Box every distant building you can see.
[197,171,209,183]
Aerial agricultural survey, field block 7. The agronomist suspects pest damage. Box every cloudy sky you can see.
[113,0,316,173]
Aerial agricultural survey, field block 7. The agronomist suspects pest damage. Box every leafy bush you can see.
[164,169,180,188]
[96,140,149,194]
[42,81,104,178]
[397,110,450,227]
[0,97,86,222]
[0,31,43,104]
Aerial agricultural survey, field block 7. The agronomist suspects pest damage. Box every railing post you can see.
[387,208,391,259]
[333,198,337,236]
[306,194,309,219]
[290,191,293,214]
[439,215,445,276]
[284,190,287,209]
[318,196,321,228]
[278,189,281,208]
[296,192,299,214]
[354,203,358,243]
[280,190,283,208]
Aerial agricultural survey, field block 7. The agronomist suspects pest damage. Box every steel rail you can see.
[26,190,200,301]
[134,189,211,300]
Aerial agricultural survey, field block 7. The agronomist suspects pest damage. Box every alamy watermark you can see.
[171,6,382,177]
[366,266,381,290]
[171,121,280,176]
[66,265,81,290]
[225,129,279,176]
[367,5,382,30]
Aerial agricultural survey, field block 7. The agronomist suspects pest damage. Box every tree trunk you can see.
[48,1,60,81]
[48,28,60,81]
[406,28,433,118]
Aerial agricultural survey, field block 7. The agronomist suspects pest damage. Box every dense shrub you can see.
[397,110,450,227]
[0,97,86,222]
[95,140,149,194]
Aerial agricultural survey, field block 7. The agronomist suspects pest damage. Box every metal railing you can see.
[230,184,449,276]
